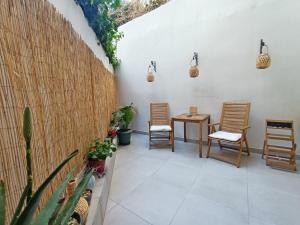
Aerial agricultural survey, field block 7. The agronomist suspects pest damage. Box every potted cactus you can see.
[110,103,135,145]
[87,139,117,175]
[0,107,93,225]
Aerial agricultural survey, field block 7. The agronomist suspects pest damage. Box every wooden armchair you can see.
[206,102,251,167]
[148,103,173,149]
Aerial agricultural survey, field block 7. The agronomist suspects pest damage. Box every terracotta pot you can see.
[88,159,105,174]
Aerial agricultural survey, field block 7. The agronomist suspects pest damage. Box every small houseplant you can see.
[87,139,117,175]
[110,103,135,145]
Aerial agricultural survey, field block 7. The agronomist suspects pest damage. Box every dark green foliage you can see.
[87,138,117,160]
[14,150,79,225]
[0,181,5,225]
[10,184,30,225]
[1,106,89,225]
[23,107,33,205]
[75,0,123,67]
[53,169,93,225]
[110,103,135,129]
[31,170,75,225]
[23,107,32,147]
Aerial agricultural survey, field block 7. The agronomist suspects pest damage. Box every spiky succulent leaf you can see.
[53,169,93,225]
[23,107,32,146]
[14,150,79,225]
[31,169,75,225]
[0,180,5,225]
[10,184,30,225]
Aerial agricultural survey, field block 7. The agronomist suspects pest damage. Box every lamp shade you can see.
[189,65,199,78]
[147,71,155,82]
[256,53,271,69]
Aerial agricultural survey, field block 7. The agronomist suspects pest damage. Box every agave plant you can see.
[0,107,93,225]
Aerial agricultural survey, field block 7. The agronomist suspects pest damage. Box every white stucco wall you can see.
[48,0,113,72]
[117,0,300,151]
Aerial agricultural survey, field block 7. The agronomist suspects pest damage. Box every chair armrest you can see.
[208,122,220,134]
[241,126,250,130]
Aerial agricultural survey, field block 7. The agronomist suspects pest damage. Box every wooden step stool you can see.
[262,120,297,171]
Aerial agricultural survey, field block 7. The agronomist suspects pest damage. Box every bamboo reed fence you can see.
[0,0,117,223]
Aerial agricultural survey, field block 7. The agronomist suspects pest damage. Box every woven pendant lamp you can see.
[146,61,156,82]
[256,39,271,69]
[147,71,155,82]
[189,52,199,78]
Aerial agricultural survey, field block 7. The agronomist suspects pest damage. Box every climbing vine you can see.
[75,0,123,67]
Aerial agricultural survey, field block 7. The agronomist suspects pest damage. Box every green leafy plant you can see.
[110,103,135,130]
[87,139,117,161]
[75,0,123,67]
[0,107,92,225]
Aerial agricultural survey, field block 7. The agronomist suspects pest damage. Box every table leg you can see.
[207,116,211,135]
[184,122,187,142]
[199,122,203,158]
[171,119,175,152]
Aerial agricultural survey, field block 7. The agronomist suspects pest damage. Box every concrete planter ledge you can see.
[86,153,116,225]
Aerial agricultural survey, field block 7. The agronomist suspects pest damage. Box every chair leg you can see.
[236,140,243,168]
[262,140,266,159]
[218,140,222,150]
[245,137,250,156]
[149,131,151,150]
[207,138,212,158]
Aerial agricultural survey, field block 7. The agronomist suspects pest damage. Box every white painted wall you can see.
[48,0,113,72]
[117,0,300,151]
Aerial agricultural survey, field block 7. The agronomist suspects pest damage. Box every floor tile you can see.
[106,134,300,225]
[249,217,277,225]
[248,183,300,225]
[104,205,151,225]
[153,161,199,190]
[191,171,248,216]
[119,155,164,177]
[109,166,146,203]
[120,179,187,225]
[171,194,248,225]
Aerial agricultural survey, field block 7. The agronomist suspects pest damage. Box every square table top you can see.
[172,113,210,122]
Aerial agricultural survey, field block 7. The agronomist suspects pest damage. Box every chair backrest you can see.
[220,102,251,133]
[150,103,170,125]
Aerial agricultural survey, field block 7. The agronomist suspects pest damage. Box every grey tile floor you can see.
[104,134,300,225]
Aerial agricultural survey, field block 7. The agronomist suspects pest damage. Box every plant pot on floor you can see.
[117,129,132,145]
[88,159,105,174]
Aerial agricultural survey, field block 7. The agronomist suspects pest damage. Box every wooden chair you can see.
[262,120,297,171]
[206,102,251,168]
[148,103,173,149]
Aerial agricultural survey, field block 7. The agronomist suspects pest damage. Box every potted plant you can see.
[111,103,135,145]
[106,127,118,146]
[87,139,117,175]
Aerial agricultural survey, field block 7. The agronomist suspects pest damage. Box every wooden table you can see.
[171,114,210,158]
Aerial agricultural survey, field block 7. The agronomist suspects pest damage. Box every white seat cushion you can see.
[209,131,242,142]
[150,125,172,132]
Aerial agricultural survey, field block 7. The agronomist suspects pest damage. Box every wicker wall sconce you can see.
[189,52,199,78]
[147,60,156,82]
[256,39,271,69]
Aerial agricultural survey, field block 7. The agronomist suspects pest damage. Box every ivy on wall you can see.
[75,0,123,67]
